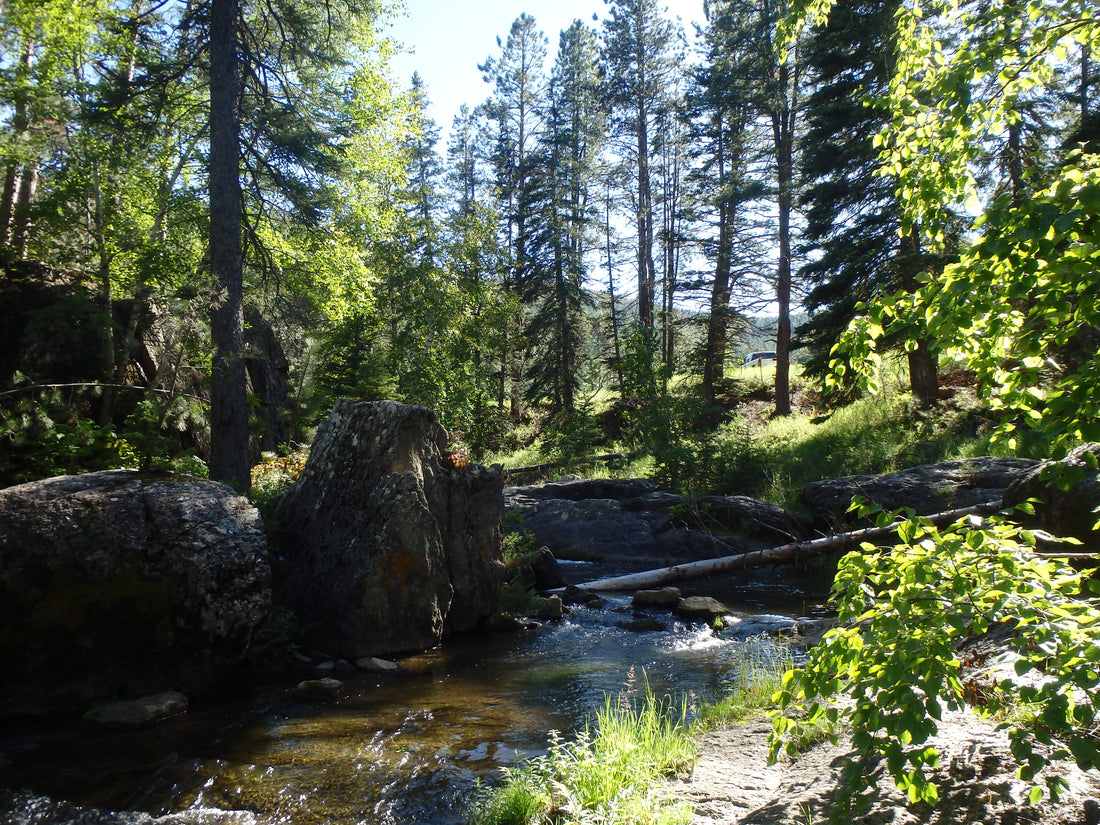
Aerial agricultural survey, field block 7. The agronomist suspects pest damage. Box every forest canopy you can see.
[0,0,1097,490]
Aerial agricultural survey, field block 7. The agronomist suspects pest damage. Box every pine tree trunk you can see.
[605,184,625,393]
[208,0,250,493]
[773,82,794,417]
[908,338,940,408]
[637,107,655,328]
[702,129,732,417]
[899,228,940,408]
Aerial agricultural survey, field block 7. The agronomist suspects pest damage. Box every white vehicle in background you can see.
[742,350,778,367]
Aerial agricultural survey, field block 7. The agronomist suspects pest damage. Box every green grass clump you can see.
[695,641,797,728]
[467,690,695,825]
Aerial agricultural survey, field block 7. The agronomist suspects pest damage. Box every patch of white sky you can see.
[384,0,707,140]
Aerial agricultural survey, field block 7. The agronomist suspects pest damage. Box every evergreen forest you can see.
[5,0,1100,812]
[1,0,1098,498]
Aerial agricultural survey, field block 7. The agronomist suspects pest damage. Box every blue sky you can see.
[386,0,706,136]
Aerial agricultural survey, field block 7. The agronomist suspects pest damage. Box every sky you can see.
[385,0,707,138]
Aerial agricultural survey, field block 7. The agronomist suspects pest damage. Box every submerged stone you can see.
[85,691,189,728]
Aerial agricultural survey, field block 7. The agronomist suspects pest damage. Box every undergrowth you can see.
[488,370,1034,507]
[250,447,310,516]
[709,394,1007,505]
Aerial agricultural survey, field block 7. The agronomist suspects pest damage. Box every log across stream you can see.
[562,500,1005,593]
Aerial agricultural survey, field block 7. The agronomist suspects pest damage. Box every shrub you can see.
[770,503,1100,815]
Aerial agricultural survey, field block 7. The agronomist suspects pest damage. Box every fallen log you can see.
[564,499,1006,593]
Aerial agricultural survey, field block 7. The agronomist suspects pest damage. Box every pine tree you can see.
[701,0,806,416]
[602,0,681,330]
[796,0,943,405]
[522,21,605,412]
[479,14,549,417]
[685,0,766,413]
[208,0,249,491]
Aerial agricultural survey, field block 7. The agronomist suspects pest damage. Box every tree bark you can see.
[900,228,940,407]
[773,59,794,417]
[208,0,250,493]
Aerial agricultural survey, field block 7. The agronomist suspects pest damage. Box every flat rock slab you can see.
[679,711,1100,824]
[504,479,808,563]
[801,457,1038,530]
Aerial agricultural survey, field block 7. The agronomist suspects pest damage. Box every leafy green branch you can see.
[769,502,1100,817]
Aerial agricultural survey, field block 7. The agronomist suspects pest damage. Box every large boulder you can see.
[801,457,1038,530]
[1003,443,1100,550]
[271,400,503,658]
[0,470,271,719]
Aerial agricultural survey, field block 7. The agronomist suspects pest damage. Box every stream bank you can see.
[681,711,1100,825]
[0,592,811,825]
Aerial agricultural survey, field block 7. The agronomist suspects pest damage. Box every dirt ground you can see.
[675,711,1100,825]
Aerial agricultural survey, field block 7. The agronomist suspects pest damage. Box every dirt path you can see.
[675,711,1100,825]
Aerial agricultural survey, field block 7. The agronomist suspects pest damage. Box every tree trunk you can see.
[908,337,940,408]
[605,180,625,393]
[637,106,655,328]
[900,227,940,407]
[702,124,732,418]
[1,37,35,256]
[208,0,250,493]
[564,499,1005,592]
[773,88,793,417]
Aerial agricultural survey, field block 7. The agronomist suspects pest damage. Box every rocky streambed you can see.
[5,427,1100,825]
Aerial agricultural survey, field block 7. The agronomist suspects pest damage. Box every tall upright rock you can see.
[271,400,503,657]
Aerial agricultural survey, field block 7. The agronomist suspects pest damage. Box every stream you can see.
[1,577,823,825]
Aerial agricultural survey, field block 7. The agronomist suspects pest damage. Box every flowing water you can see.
[2,578,823,825]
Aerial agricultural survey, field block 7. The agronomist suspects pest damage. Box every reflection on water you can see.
[2,594,810,825]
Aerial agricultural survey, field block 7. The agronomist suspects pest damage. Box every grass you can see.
[487,357,1038,508]
[709,391,1010,506]
[467,643,812,825]
[694,640,798,729]
[467,689,695,825]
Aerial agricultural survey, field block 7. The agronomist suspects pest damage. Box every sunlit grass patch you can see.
[712,391,997,505]
[695,640,797,728]
[467,688,695,825]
